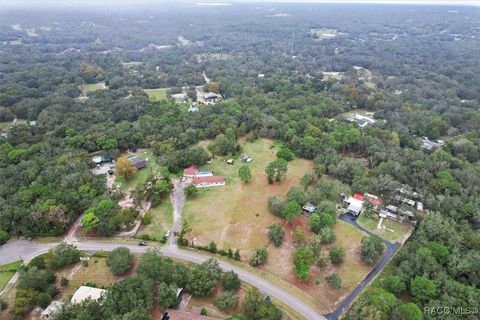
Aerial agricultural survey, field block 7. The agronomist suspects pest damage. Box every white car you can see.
[166,229,172,238]
[181,176,187,182]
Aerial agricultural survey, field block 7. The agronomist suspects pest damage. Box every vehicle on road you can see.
[138,241,147,246]
[166,229,172,238]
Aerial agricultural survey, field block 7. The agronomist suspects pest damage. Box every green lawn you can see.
[80,82,106,94]
[0,119,28,131]
[144,88,168,101]
[137,198,174,240]
[357,214,412,243]
[0,261,22,291]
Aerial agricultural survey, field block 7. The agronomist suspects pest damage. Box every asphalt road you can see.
[325,214,402,320]
[0,240,326,320]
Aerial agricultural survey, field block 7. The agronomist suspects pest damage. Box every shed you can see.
[41,301,64,319]
[71,286,106,304]
[302,202,317,214]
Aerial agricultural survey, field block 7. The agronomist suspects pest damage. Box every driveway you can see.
[325,214,402,320]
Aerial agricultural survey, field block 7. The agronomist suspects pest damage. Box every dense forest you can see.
[0,2,479,319]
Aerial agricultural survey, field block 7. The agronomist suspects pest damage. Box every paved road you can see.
[0,240,326,319]
[325,214,402,320]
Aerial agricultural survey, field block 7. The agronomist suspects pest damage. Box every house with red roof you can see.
[192,175,225,188]
[184,165,198,177]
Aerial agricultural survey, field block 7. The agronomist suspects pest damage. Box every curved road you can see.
[0,240,326,320]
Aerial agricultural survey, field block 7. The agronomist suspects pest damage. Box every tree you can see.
[222,271,241,291]
[107,247,134,275]
[50,243,81,270]
[329,246,345,265]
[157,282,179,308]
[82,208,100,233]
[317,250,330,270]
[243,287,282,320]
[12,289,38,316]
[360,236,384,265]
[382,276,406,296]
[283,201,301,223]
[392,303,423,320]
[293,247,315,280]
[308,213,335,232]
[187,259,221,296]
[277,146,295,161]
[265,159,288,183]
[214,291,239,310]
[268,196,284,217]
[238,165,252,183]
[0,230,10,244]
[116,156,137,180]
[326,273,342,289]
[249,247,268,267]
[37,292,51,309]
[410,276,436,302]
[267,223,285,247]
[17,267,53,292]
[184,184,198,198]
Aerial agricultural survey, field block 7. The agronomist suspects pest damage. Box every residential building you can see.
[192,175,225,188]
[349,114,376,128]
[41,301,64,319]
[421,137,445,151]
[184,165,198,177]
[302,202,317,214]
[345,197,363,216]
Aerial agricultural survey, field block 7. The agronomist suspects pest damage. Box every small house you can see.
[171,93,187,101]
[345,197,363,217]
[192,176,225,188]
[92,156,112,165]
[226,159,235,165]
[196,169,213,177]
[302,202,317,214]
[349,114,376,128]
[127,156,147,169]
[71,286,106,304]
[204,92,222,101]
[421,137,445,151]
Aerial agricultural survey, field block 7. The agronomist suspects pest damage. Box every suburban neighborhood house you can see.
[348,114,376,127]
[184,165,225,187]
[162,306,221,320]
[71,286,107,304]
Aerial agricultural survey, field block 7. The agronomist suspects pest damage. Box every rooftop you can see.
[71,286,106,304]
[192,175,225,184]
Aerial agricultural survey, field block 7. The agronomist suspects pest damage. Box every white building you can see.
[71,286,107,304]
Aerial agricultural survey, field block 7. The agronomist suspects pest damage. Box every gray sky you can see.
[1,0,479,6]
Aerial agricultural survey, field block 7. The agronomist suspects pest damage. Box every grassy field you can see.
[0,261,22,291]
[137,198,174,240]
[357,214,412,243]
[116,149,161,190]
[80,82,106,94]
[144,88,168,101]
[183,138,313,251]
[0,119,28,131]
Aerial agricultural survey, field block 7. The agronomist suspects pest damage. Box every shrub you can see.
[60,277,69,287]
[82,260,89,267]
[157,282,179,308]
[360,236,384,265]
[107,247,134,275]
[268,196,284,217]
[318,228,336,244]
[249,247,268,267]
[326,273,342,289]
[0,230,9,244]
[46,285,59,298]
[267,223,285,247]
[214,291,239,310]
[49,243,81,270]
[222,271,241,291]
[382,276,406,295]
[142,212,153,225]
[28,256,46,270]
[37,292,51,309]
[201,308,208,316]
[293,247,315,280]
[0,298,8,310]
[329,246,345,265]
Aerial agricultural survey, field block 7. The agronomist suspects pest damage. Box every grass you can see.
[183,138,313,251]
[357,214,412,243]
[0,261,22,291]
[115,149,161,190]
[0,119,28,131]
[80,82,106,94]
[144,88,168,101]
[137,198,174,240]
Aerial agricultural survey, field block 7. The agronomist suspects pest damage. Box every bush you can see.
[82,260,89,267]
[201,308,208,316]
[318,227,336,244]
[293,247,315,280]
[107,247,134,275]
[28,256,46,270]
[142,212,153,225]
[0,230,9,244]
[214,291,239,310]
[249,247,268,267]
[184,184,198,198]
[37,292,51,309]
[317,251,330,270]
[410,276,437,302]
[268,196,284,217]
[0,298,8,310]
[50,243,81,270]
[222,271,241,291]
[267,223,285,247]
[326,273,342,289]
[392,303,423,320]
[46,285,59,298]
[329,246,345,265]
[60,277,69,287]
[382,276,406,295]
[157,282,179,308]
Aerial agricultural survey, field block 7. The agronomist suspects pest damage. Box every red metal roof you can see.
[192,176,225,184]
[184,165,198,176]
[353,193,365,200]
[353,192,382,206]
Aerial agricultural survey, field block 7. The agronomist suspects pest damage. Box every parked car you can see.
[181,176,187,182]
[166,229,172,238]
[108,169,114,175]
[138,241,147,246]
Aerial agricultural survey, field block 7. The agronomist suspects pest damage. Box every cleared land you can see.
[137,198,174,240]
[356,214,412,243]
[0,261,21,291]
[0,119,28,131]
[80,82,107,94]
[183,138,313,251]
[144,88,168,101]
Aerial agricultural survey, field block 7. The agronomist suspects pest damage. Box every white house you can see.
[71,286,107,304]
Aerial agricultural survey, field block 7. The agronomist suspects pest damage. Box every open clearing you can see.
[138,198,174,240]
[0,261,21,291]
[144,88,168,101]
[356,214,412,243]
[80,82,107,94]
[183,138,313,251]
